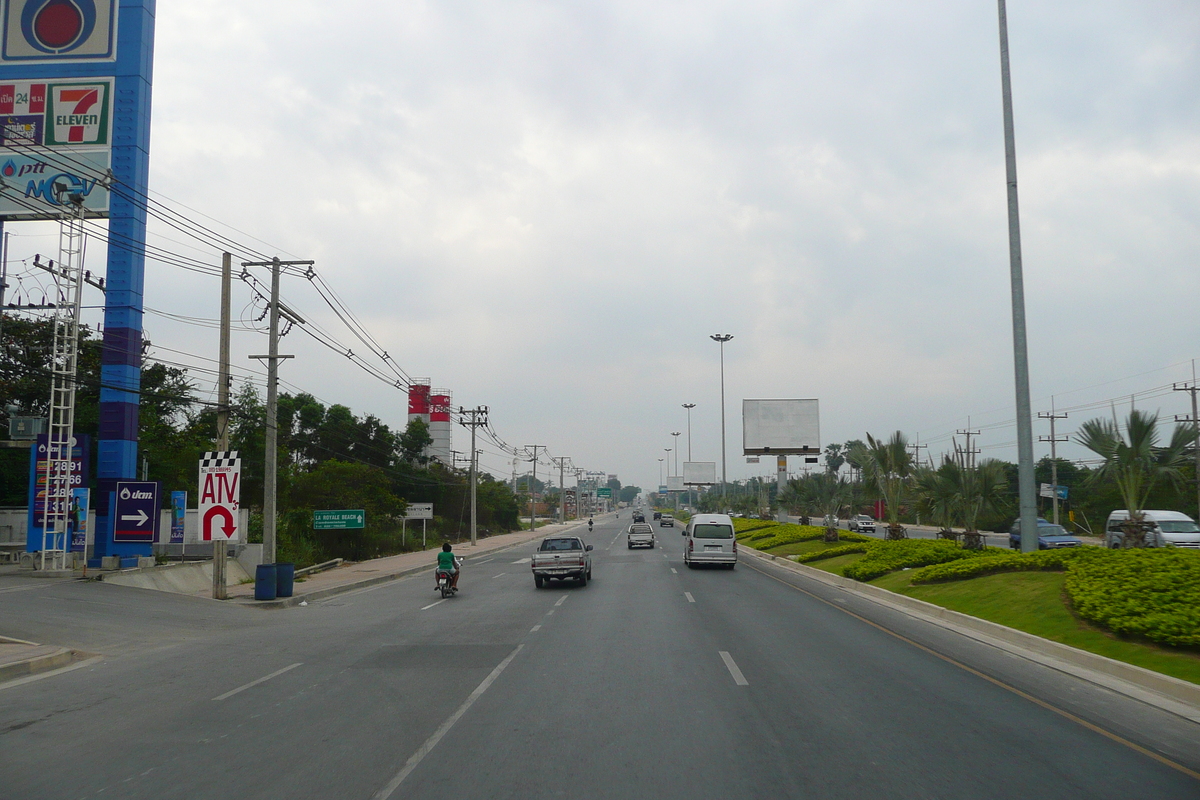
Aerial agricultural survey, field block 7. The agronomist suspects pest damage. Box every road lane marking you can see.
[512,558,530,564]
[719,651,749,686]
[213,663,302,701]
[531,625,541,632]
[685,592,695,603]
[546,609,555,616]
[373,644,524,799]
[671,568,678,574]
[0,655,103,691]
[421,600,446,610]
[555,595,568,607]
[492,573,506,579]
[742,559,1200,782]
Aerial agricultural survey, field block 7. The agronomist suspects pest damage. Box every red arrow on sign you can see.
[203,505,236,541]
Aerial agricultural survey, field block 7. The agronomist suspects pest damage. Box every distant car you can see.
[1009,518,1082,550]
[632,512,646,523]
[659,514,675,527]
[1105,509,1200,549]
[627,523,656,549]
[848,515,875,533]
[653,511,662,520]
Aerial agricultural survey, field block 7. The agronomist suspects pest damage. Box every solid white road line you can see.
[684,592,695,603]
[511,558,530,564]
[373,644,524,799]
[719,651,749,686]
[492,573,506,579]
[555,595,568,607]
[421,599,446,610]
[213,663,302,701]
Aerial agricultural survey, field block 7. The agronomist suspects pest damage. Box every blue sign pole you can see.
[0,1,156,562]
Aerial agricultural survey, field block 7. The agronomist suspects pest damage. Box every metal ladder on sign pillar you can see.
[41,197,87,571]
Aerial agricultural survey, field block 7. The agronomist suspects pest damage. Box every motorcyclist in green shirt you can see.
[436,542,461,590]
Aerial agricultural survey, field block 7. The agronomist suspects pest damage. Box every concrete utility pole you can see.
[550,456,568,524]
[1173,365,1200,521]
[1038,400,1068,526]
[710,334,733,504]
[956,420,981,470]
[908,434,929,468]
[458,406,488,546]
[245,257,312,565]
[996,0,1038,554]
[526,445,543,531]
[213,253,232,599]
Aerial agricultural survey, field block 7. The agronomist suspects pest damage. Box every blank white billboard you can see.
[743,399,820,455]
[683,462,717,485]
[666,476,684,491]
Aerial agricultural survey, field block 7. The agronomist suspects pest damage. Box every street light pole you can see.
[710,334,733,505]
[996,0,1038,554]
[670,433,681,475]
[658,458,664,488]
[682,405,695,461]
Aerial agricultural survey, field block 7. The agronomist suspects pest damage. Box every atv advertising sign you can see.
[199,451,241,541]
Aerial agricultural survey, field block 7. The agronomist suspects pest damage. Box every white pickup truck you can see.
[531,535,593,588]
[627,523,656,549]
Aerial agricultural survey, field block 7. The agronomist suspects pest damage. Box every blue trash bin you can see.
[275,562,295,598]
[255,564,278,601]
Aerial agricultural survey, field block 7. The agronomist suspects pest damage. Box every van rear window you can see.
[693,524,733,540]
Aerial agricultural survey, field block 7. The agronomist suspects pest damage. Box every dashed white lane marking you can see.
[555,595,568,607]
[671,568,678,574]
[531,625,541,632]
[719,651,749,686]
[374,645,525,799]
[213,663,302,701]
[684,592,695,603]
[834,598,847,604]
[546,609,555,616]
[512,558,530,564]
[492,573,506,579]
[421,600,446,610]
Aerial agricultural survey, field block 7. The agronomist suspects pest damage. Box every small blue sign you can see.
[113,480,158,542]
[170,490,186,544]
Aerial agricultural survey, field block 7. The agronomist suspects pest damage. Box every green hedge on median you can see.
[911,548,1091,583]
[792,544,870,563]
[1066,549,1200,648]
[748,525,873,551]
[841,540,1003,582]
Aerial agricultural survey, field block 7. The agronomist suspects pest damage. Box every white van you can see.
[1105,510,1200,549]
[683,513,737,569]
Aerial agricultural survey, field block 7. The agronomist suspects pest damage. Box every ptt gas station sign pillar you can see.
[1,1,156,563]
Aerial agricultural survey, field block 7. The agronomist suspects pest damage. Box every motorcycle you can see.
[588,520,594,532]
[435,568,458,598]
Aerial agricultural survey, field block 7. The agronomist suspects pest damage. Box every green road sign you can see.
[313,509,365,530]
[596,487,612,498]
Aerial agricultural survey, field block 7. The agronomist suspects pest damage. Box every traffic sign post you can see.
[199,452,241,541]
[400,503,433,548]
[313,510,365,530]
[113,481,159,542]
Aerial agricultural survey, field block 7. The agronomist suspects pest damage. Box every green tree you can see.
[618,485,641,503]
[851,432,913,539]
[1076,409,1196,547]
[823,443,845,474]
[398,417,433,465]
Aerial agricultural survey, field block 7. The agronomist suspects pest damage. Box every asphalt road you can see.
[2,514,1198,799]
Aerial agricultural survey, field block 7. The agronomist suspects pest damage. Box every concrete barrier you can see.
[100,559,250,594]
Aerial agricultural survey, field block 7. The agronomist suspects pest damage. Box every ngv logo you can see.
[24,170,98,205]
[119,487,152,500]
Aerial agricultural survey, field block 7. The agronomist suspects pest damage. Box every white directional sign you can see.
[402,503,433,520]
[199,451,241,541]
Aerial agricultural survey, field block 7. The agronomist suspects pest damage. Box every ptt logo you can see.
[2,0,116,62]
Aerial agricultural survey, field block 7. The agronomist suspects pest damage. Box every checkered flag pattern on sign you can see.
[200,451,239,468]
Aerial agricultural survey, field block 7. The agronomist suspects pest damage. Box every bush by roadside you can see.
[792,544,869,563]
[745,524,873,551]
[911,548,1090,584]
[1066,549,1200,648]
[841,540,1004,582]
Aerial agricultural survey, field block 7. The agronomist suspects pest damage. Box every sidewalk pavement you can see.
[207,519,592,609]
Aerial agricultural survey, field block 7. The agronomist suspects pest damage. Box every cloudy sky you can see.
[9,0,1199,492]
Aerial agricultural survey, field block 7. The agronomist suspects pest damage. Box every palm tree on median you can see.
[850,432,913,540]
[1076,409,1196,548]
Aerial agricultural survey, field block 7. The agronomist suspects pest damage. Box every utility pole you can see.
[526,445,543,531]
[908,436,929,468]
[0,229,9,348]
[710,334,733,504]
[1174,364,1200,522]
[574,467,584,519]
[212,253,233,599]
[956,420,981,470]
[1038,400,1068,526]
[458,406,488,546]
[550,456,568,524]
[245,257,312,565]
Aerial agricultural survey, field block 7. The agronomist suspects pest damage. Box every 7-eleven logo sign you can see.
[45,82,110,146]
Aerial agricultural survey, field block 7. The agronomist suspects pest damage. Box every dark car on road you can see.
[1009,518,1082,550]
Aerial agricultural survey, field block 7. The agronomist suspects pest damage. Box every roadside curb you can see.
[739,546,1200,722]
[0,646,83,684]
[237,524,586,610]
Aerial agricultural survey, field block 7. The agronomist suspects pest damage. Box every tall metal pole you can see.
[710,335,733,504]
[213,253,232,599]
[682,405,695,461]
[671,433,680,475]
[997,0,1038,553]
